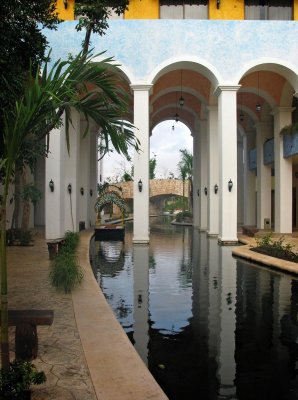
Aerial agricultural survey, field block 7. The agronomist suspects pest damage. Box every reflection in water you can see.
[90,217,298,400]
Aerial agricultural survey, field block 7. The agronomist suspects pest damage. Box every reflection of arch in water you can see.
[96,241,125,277]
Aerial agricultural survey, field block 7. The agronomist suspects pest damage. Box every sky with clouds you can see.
[101,120,193,181]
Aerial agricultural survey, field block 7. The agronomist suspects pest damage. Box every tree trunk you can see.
[0,200,10,370]
[21,168,30,231]
[12,169,21,229]
[21,201,31,231]
[82,25,92,56]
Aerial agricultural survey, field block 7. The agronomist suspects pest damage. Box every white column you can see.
[89,130,98,226]
[79,120,91,229]
[131,84,152,243]
[243,129,256,226]
[256,122,272,229]
[64,109,80,232]
[193,130,200,228]
[273,107,294,234]
[216,85,240,244]
[45,126,66,240]
[207,106,219,236]
[133,245,149,365]
[199,120,208,230]
[237,139,245,225]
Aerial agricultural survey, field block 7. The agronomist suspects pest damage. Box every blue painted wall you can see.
[44,20,298,83]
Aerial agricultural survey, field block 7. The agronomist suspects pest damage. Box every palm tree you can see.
[178,149,193,213]
[0,50,138,370]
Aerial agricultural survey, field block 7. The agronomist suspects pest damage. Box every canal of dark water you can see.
[90,217,298,400]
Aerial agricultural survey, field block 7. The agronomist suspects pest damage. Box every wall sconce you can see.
[80,187,84,195]
[204,187,208,196]
[197,189,200,196]
[67,183,72,194]
[49,179,54,192]
[138,179,143,192]
[228,179,233,192]
[63,0,68,9]
[90,189,93,196]
[214,184,218,194]
[217,0,220,9]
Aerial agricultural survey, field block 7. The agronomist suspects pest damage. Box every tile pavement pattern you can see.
[5,231,96,400]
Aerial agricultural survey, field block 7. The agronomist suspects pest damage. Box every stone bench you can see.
[0,309,54,360]
[46,238,65,260]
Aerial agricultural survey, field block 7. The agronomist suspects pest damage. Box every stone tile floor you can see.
[5,230,96,400]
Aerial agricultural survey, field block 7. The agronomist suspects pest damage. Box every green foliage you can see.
[164,196,187,213]
[22,184,42,206]
[6,229,33,246]
[175,211,193,223]
[75,0,129,52]
[178,149,193,180]
[49,232,83,293]
[0,360,46,399]
[149,155,157,179]
[0,0,60,161]
[253,233,298,262]
[280,122,298,136]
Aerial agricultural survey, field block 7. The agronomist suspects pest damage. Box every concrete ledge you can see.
[232,243,298,275]
[73,231,168,400]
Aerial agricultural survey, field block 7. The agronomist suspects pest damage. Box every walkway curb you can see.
[73,230,168,400]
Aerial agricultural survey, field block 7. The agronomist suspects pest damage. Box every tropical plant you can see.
[149,155,157,179]
[21,184,42,231]
[280,122,298,136]
[49,238,83,294]
[0,51,139,370]
[177,149,193,213]
[0,359,46,399]
[0,0,60,163]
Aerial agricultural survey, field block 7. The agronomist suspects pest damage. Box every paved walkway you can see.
[6,230,97,400]
[4,229,298,399]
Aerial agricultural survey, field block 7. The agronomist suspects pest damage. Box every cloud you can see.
[101,120,192,181]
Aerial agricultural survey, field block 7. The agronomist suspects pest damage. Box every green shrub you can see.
[6,229,33,246]
[49,232,83,293]
[175,211,193,223]
[63,231,80,250]
[253,233,298,263]
[0,360,46,399]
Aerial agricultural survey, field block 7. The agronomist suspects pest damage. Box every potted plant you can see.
[0,360,46,399]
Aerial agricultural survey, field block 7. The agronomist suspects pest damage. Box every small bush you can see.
[6,229,33,246]
[175,211,193,223]
[0,360,46,399]
[49,232,83,293]
[252,233,298,263]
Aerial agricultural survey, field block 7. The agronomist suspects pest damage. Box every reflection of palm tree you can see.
[178,149,193,212]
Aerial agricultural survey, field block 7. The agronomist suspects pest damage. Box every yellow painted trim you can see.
[294,0,298,20]
[56,0,75,21]
[209,0,244,20]
[124,0,159,19]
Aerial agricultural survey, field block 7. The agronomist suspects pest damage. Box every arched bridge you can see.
[114,179,190,214]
